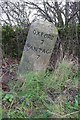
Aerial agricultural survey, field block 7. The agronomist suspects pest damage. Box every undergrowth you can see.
[2,60,79,118]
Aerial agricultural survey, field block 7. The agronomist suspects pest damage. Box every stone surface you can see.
[18,20,58,74]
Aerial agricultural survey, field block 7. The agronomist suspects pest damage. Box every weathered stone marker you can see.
[18,20,58,74]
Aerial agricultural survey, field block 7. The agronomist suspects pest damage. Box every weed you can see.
[2,60,79,118]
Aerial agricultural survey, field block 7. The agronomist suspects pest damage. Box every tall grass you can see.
[2,59,79,118]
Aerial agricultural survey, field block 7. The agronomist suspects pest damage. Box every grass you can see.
[0,90,2,120]
[2,59,79,118]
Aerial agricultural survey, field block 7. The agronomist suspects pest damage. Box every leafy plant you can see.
[3,94,14,103]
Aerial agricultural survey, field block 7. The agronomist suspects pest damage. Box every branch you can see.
[68,10,78,22]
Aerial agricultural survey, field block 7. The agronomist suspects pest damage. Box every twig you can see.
[48,110,79,118]
[47,110,62,117]
[61,111,79,118]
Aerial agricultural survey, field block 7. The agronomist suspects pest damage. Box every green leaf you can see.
[9,98,13,102]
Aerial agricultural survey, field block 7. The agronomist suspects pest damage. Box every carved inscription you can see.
[25,43,52,54]
[33,29,54,40]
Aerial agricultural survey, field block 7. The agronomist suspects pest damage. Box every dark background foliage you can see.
[2,25,29,60]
